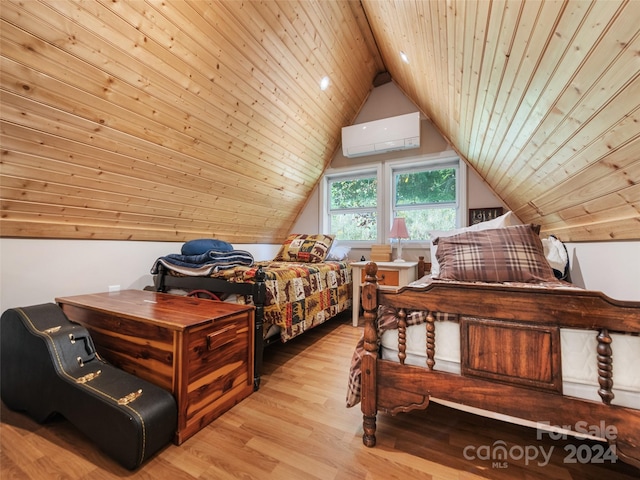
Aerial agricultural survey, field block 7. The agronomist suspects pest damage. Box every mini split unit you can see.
[341,112,420,158]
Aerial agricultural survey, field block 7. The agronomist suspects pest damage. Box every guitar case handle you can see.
[68,330,97,364]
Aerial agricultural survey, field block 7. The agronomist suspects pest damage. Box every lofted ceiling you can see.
[1,0,638,243]
[363,0,640,241]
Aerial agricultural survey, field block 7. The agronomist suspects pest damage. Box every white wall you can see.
[2,236,637,315]
[566,241,640,301]
[0,239,279,311]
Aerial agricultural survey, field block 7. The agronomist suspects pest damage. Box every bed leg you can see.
[253,268,267,391]
[253,305,264,391]
[363,414,377,447]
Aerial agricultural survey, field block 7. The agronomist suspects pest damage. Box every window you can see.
[326,171,378,241]
[391,164,458,241]
[322,155,464,244]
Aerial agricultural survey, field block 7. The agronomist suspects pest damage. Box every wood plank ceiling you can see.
[1,0,638,243]
[363,0,640,241]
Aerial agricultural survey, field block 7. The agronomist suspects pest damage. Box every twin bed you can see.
[152,234,352,389]
[347,222,640,468]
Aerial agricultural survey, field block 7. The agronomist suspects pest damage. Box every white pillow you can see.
[428,211,521,275]
[326,240,351,261]
[542,235,569,279]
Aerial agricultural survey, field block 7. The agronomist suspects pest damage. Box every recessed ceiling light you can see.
[320,76,330,90]
[400,51,409,64]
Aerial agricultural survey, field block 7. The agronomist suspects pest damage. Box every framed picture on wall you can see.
[469,207,504,226]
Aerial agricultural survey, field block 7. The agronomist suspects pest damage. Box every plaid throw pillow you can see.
[433,224,558,283]
[273,233,335,263]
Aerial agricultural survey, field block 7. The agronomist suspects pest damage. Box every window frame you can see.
[385,156,465,247]
[321,153,466,248]
[320,164,382,248]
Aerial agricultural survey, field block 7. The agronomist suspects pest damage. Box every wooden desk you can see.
[56,290,254,444]
[350,261,418,327]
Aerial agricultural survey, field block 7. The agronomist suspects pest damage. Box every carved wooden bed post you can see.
[425,311,436,370]
[597,328,614,405]
[361,262,379,447]
[252,266,266,390]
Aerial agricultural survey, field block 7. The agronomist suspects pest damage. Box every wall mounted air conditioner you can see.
[341,112,420,158]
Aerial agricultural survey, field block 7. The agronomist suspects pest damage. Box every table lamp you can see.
[389,217,410,262]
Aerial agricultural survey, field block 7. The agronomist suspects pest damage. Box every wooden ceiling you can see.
[363,0,640,241]
[1,0,638,243]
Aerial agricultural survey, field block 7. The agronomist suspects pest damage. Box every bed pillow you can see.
[273,233,335,263]
[182,238,234,255]
[542,235,570,280]
[433,224,558,283]
[428,211,520,275]
[326,241,351,261]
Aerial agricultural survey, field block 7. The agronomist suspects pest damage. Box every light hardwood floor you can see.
[2,311,639,479]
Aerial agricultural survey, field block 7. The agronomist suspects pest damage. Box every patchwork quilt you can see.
[214,261,352,342]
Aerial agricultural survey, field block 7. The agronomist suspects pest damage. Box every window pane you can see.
[396,208,457,240]
[395,168,456,206]
[330,212,377,241]
[330,177,377,209]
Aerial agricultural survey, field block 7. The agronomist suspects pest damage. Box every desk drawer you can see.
[360,269,400,286]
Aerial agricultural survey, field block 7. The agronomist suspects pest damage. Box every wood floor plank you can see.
[1,310,638,479]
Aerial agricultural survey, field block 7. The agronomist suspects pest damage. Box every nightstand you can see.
[350,261,418,327]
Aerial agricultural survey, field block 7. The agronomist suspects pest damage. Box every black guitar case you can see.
[0,303,177,470]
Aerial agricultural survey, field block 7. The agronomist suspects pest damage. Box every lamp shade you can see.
[389,217,410,239]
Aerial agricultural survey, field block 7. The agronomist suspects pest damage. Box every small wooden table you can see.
[56,290,255,444]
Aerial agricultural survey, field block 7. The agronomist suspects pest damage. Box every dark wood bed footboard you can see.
[154,264,266,391]
[360,262,640,468]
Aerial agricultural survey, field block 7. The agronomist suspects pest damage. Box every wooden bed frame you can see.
[360,262,640,468]
[153,263,268,391]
